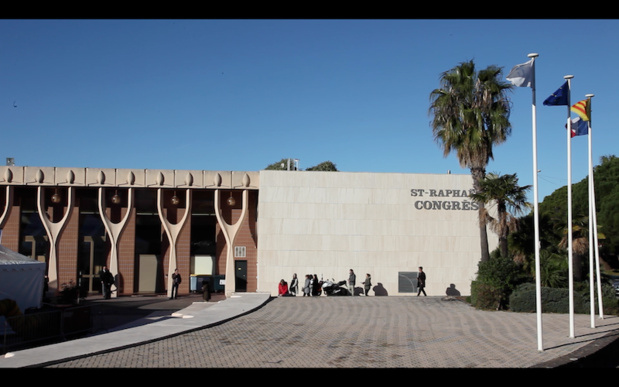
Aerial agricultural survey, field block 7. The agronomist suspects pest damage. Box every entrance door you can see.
[138,254,158,293]
[80,235,107,295]
[235,260,247,292]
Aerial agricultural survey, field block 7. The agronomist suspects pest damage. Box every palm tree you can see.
[558,215,606,282]
[429,60,513,262]
[469,172,531,258]
[538,249,568,288]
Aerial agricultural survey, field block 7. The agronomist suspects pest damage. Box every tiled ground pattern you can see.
[48,296,619,368]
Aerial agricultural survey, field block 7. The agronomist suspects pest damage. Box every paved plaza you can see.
[4,294,618,368]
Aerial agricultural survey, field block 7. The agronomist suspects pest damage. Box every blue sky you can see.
[1,19,617,203]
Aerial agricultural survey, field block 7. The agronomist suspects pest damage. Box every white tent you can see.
[0,244,45,312]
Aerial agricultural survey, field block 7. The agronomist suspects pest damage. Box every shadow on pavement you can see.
[78,292,226,335]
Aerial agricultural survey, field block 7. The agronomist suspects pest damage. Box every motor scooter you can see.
[321,279,350,296]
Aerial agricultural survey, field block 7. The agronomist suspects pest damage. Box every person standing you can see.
[311,274,319,296]
[171,268,182,299]
[201,278,211,301]
[290,273,299,296]
[348,269,356,296]
[362,273,372,296]
[99,266,114,299]
[417,266,427,296]
[303,274,311,297]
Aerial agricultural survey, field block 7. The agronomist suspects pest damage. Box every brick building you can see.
[0,166,495,299]
[0,166,259,299]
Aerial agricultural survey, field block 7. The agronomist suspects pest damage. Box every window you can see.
[398,271,419,293]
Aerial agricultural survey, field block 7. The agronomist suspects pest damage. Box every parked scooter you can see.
[321,279,350,296]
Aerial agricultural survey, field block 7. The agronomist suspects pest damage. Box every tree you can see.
[538,154,619,265]
[305,161,338,171]
[429,60,513,262]
[469,172,531,258]
[558,215,589,282]
[537,250,568,288]
[558,214,606,282]
[264,158,300,171]
[264,159,338,171]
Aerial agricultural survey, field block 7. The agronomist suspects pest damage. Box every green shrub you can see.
[596,282,619,315]
[509,283,583,313]
[509,282,619,314]
[470,281,503,310]
[508,283,536,312]
[472,256,527,310]
[537,250,568,288]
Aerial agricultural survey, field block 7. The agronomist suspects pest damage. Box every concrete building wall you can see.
[257,170,497,297]
[1,165,495,299]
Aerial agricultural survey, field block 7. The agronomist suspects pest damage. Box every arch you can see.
[98,187,134,297]
[37,186,74,294]
[214,189,249,297]
[157,188,192,298]
[0,185,13,229]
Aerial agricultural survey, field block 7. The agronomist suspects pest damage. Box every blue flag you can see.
[543,81,569,106]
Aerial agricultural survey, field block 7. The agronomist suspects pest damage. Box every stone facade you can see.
[0,166,495,300]
[257,170,497,297]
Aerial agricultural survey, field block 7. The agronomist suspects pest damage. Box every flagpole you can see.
[586,94,596,328]
[527,53,543,352]
[586,94,604,319]
[565,75,575,339]
[507,54,543,350]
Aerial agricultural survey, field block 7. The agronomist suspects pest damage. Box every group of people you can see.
[277,269,374,297]
[301,274,320,296]
[277,273,317,297]
[278,266,427,297]
[99,266,185,300]
[101,265,426,300]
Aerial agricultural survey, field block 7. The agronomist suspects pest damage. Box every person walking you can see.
[99,266,114,299]
[362,273,372,296]
[417,266,427,296]
[348,269,356,296]
[171,268,182,299]
[290,273,299,296]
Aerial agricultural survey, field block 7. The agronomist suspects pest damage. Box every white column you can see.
[158,188,192,299]
[98,187,134,298]
[37,186,74,294]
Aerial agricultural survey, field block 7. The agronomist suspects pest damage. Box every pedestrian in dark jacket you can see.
[171,268,182,299]
[311,274,319,296]
[99,266,114,299]
[417,267,427,296]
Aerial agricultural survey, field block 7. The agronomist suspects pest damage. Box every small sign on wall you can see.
[234,246,246,258]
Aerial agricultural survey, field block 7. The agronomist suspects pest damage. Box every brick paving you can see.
[43,296,619,368]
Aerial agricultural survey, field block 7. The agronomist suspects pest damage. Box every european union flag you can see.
[543,81,569,106]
